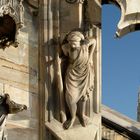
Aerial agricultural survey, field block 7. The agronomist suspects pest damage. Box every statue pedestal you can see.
[46,114,101,140]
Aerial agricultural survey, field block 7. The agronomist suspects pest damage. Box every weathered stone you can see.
[0,0,139,140]
[7,123,38,140]
[46,114,100,140]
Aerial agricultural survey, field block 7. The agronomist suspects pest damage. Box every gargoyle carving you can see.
[0,94,27,140]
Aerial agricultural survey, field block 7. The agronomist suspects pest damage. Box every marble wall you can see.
[0,2,39,140]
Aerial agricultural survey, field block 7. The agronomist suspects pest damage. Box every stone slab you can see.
[46,114,100,140]
[6,123,38,140]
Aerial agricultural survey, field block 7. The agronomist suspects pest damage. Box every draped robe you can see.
[63,44,94,103]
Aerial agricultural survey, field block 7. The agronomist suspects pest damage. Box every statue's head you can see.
[67,31,84,48]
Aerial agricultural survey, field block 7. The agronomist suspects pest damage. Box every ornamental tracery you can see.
[0,0,24,48]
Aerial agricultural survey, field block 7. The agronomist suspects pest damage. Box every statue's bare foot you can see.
[63,118,75,129]
[80,115,89,127]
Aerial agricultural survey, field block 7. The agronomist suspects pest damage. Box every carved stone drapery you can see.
[61,31,96,129]
[0,0,24,48]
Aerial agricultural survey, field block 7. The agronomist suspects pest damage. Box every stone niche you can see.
[42,0,101,140]
[40,0,140,140]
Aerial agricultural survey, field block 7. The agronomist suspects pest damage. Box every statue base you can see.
[46,114,101,140]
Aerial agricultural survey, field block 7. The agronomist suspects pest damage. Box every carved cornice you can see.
[65,0,85,4]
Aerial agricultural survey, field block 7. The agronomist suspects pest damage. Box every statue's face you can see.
[68,40,80,48]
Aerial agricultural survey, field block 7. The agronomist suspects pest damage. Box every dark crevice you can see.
[0,15,16,49]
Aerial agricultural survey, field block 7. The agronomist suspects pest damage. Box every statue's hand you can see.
[55,54,62,75]
[89,59,93,66]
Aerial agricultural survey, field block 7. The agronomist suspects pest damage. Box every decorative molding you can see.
[65,0,85,4]
[0,0,24,48]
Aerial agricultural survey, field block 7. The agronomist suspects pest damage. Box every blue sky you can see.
[102,5,140,120]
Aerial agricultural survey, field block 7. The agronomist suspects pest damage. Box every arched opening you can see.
[0,15,16,48]
[102,4,140,120]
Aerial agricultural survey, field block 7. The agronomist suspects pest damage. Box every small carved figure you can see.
[0,94,27,139]
[62,31,96,129]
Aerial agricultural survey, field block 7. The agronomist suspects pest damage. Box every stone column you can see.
[38,0,47,139]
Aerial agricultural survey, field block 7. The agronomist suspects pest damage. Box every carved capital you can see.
[65,0,85,4]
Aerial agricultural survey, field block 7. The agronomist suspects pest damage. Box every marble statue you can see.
[62,31,96,129]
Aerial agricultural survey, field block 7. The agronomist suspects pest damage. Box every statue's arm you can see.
[87,38,96,47]
[61,44,68,56]
[55,44,67,123]
[87,38,96,64]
